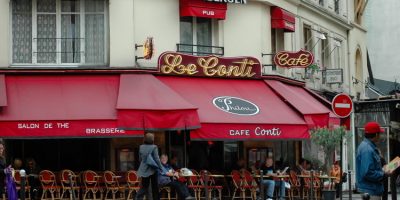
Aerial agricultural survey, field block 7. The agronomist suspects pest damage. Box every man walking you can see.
[356,121,390,200]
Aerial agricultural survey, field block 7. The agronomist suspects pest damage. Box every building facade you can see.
[0,0,367,185]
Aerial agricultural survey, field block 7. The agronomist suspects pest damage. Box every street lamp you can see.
[310,32,327,51]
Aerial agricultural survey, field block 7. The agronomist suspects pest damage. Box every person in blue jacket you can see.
[356,121,391,200]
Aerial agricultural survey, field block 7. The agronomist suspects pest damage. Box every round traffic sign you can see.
[332,93,353,118]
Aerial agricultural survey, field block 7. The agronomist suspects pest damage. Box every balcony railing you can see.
[176,43,224,56]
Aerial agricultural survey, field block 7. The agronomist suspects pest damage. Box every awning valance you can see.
[271,6,295,32]
[0,75,143,138]
[180,0,227,20]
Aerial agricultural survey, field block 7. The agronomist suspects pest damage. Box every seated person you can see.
[232,158,246,171]
[295,158,311,174]
[259,157,287,200]
[12,158,23,170]
[158,154,194,200]
[330,160,341,198]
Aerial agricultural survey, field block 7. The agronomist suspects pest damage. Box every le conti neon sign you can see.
[158,52,261,78]
[273,49,314,68]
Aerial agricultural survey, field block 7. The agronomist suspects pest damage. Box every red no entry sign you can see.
[332,93,353,118]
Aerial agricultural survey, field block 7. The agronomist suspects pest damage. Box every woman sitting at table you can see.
[330,160,341,198]
[158,154,195,200]
[259,157,287,200]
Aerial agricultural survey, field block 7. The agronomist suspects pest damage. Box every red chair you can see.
[186,169,204,200]
[231,170,253,200]
[82,170,103,200]
[241,170,257,200]
[14,170,31,200]
[103,171,125,200]
[59,169,80,200]
[199,170,223,200]
[288,170,301,200]
[39,170,60,200]
[126,171,140,200]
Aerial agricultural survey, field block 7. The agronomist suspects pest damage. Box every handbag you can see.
[145,148,159,169]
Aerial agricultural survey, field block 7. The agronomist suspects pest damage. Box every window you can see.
[354,0,366,24]
[333,40,342,68]
[319,0,324,6]
[303,25,312,50]
[12,0,107,65]
[334,0,340,14]
[179,17,216,55]
[320,33,329,68]
[271,29,284,72]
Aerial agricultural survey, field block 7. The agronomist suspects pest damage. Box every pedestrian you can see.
[136,133,166,200]
[356,121,391,200]
[0,142,6,199]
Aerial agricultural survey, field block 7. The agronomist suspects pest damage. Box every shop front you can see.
[0,52,338,173]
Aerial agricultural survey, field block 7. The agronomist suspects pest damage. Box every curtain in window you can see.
[179,17,193,54]
[61,15,81,63]
[196,18,212,55]
[61,0,81,63]
[85,0,105,64]
[12,0,32,63]
[37,0,57,63]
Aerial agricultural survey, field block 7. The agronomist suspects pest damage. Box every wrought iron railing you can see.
[176,43,224,56]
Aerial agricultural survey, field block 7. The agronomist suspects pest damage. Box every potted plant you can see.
[310,126,350,200]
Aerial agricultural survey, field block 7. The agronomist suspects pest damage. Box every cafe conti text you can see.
[229,127,282,136]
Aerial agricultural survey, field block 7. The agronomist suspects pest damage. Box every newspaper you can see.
[385,156,400,174]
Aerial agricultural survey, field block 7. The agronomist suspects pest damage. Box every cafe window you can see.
[12,0,108,66]
[117,148,135,171]
[247,148,273,172]
[179,17,215,55]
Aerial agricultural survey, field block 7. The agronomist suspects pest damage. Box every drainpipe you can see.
[346,27,357,196]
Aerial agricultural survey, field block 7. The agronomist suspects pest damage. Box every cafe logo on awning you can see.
[213,96,259,115]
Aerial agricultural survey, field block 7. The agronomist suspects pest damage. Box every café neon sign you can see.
[273,49,314,68]
[158,52,261,78]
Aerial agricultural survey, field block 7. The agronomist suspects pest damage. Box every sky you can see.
[365,1,400,82]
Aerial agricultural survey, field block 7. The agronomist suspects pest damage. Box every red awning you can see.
[303,88,342,127]
[265,80,330,128]
[0,75,143,138]
[117,74,200,131]
[157,76,309,140]
[0,74,6,107]
[180,0,227,20]
[271,6,295,32]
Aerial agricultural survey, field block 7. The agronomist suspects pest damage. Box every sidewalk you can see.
[340,192,400,200]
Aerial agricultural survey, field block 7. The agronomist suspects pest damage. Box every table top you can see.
[318,176,337,179]
[179,174,198,177]
[297,174,311,178]
[253,174,289,178]
[208,174,225,178]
